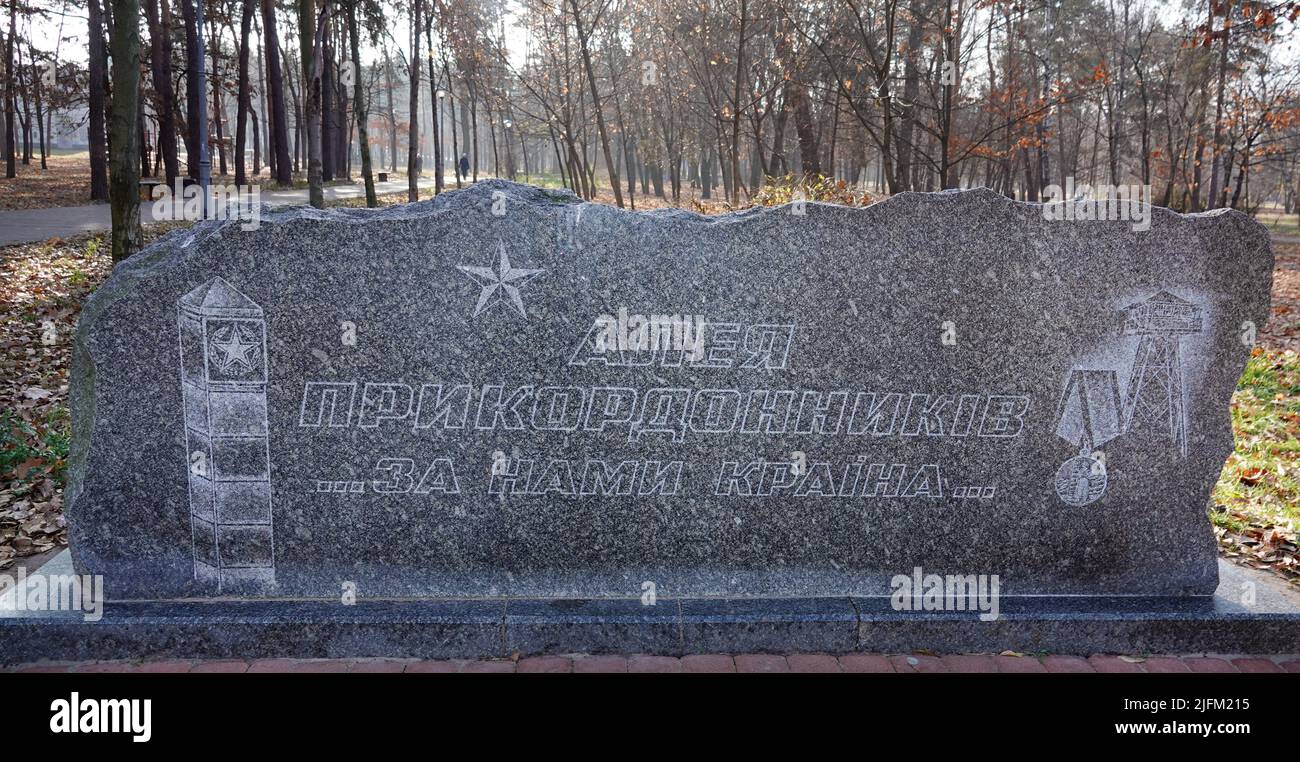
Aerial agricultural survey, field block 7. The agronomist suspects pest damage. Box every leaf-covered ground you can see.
[0,212,1296,587]
[0,152,99,211]
[0,235,108,567]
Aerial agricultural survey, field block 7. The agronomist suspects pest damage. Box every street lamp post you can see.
[437,89,446,180]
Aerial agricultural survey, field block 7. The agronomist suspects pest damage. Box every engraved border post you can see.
[177,277,276,593]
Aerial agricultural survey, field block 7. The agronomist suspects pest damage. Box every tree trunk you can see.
[445,60,460,188]
[407,0,421,201]
[144,0,180,184]
[235,0,254,185]
[320,20,334,181]
[789,75,818,177]
[939,0,959,188]
[729,0,747,205]
[334,19,347,178]
[567,0,621,206]
[86,0,110,196]
[108,0,142,262]
[210,21,226,176]
[286,50,300,172]
[347,0,375,206]
[31,44,47,169]
[469,82,479,180]
[262,0,291,185]
[180,0,201,178]
[252,107,260,174]
[16,41,30,163]
[299,0,324,206]
[1206,0,1230,209]
[385,47,397,172]
[253,10,265,175]
[5,0,18,179]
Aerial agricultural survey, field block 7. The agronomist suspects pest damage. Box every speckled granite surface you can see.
[66,181,1272,600]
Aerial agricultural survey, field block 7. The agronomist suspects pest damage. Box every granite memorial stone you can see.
[67,180,1273,602]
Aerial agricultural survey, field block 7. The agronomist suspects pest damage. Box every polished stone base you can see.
[2,555,1296,662]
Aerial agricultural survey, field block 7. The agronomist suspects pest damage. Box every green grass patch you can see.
[1211,349,1300,540]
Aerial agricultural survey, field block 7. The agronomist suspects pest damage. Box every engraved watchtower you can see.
[1120,291,1202,458]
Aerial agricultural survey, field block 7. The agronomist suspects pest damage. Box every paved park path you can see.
[5,653,1297,673]
[0,177,438,246]
[3,184,1296,248]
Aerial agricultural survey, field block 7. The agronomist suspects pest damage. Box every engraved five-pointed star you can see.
[456,241,545,318]
[211,326,259,374]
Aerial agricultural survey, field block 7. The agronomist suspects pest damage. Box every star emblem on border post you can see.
[207,322,262,376]
[456,240,545,318]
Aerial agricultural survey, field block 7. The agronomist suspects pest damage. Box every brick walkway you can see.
[7,654,1299,673]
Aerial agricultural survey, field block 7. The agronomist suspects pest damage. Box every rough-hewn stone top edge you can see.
[159,178,1273,239]
[91,179,1271,321]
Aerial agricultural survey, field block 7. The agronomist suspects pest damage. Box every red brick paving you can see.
[403,660,464,673]
[1088,655,1145,673]
[131,659,197,673]
[1231,658,1284,674]
[517,656,572,674]
[786,654,841,673]
[572,655,628,673]
[942,654,999,673]
[890,654,946,673]
[1042,656,1095,673]
[626,655,682,673]
[347,658,415,673]
[71,662,138,673]
[460,660,516,673]
[4,654,1297,673]
[188,660,250,673]
[681,654,735,673]
[1184,657,1239,673]
[1141,657,1192,674]
[994,655,1049,673]
[735,654,789,673]
[837,654,894,673]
